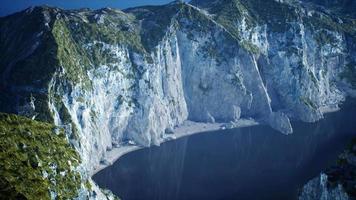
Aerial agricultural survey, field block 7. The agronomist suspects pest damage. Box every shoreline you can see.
[90,104,341,176]
[91,119,258,176]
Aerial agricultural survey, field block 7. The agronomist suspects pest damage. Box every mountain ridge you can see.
[0,0,355,199]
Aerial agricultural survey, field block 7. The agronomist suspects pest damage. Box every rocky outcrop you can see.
[299,139,356,200]
[0,1,355,198]
[299,173,350,200]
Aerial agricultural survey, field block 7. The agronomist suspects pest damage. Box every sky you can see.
[0,0,188,17]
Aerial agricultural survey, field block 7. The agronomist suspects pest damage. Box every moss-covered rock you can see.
[0,113,81,199]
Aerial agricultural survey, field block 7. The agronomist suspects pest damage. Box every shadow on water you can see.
[93,99,356,200]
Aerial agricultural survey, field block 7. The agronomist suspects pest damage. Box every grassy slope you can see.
[0,113,81,200]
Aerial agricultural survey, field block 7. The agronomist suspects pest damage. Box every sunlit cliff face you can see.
[0,0,355,199]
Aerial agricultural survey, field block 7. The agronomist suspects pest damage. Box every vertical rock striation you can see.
[0,0,355,190]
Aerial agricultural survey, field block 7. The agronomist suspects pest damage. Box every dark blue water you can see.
[93,100,356,200]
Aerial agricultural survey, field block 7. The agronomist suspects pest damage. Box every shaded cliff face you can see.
[0,0,355,174]
[299,139,356,200]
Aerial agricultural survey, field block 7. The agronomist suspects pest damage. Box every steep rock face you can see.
[299,139,356,200]
[299,173,350,200]
[191,0,355,122]
[0,0,355,176]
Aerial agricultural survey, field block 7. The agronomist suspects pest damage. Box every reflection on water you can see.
[93,100,356,200]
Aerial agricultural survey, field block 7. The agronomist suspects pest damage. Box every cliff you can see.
[0,0,355,199]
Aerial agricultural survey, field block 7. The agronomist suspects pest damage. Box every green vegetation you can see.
[198,0,355,53]
[128,2,190,51]
[100,188,120,200]
[52,19,92,89]
[304,11,356,41]
[207,0,298,34]
[241,41,260,54]
[181,1,262,54]
[67,11,145,53]
[179,3,215,33]
[241,0,299,32]
[0,113,81,200]
[199,0,252,40]
[51,9,148,89]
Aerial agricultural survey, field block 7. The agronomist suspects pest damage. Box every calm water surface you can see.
[93,100,356,200]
